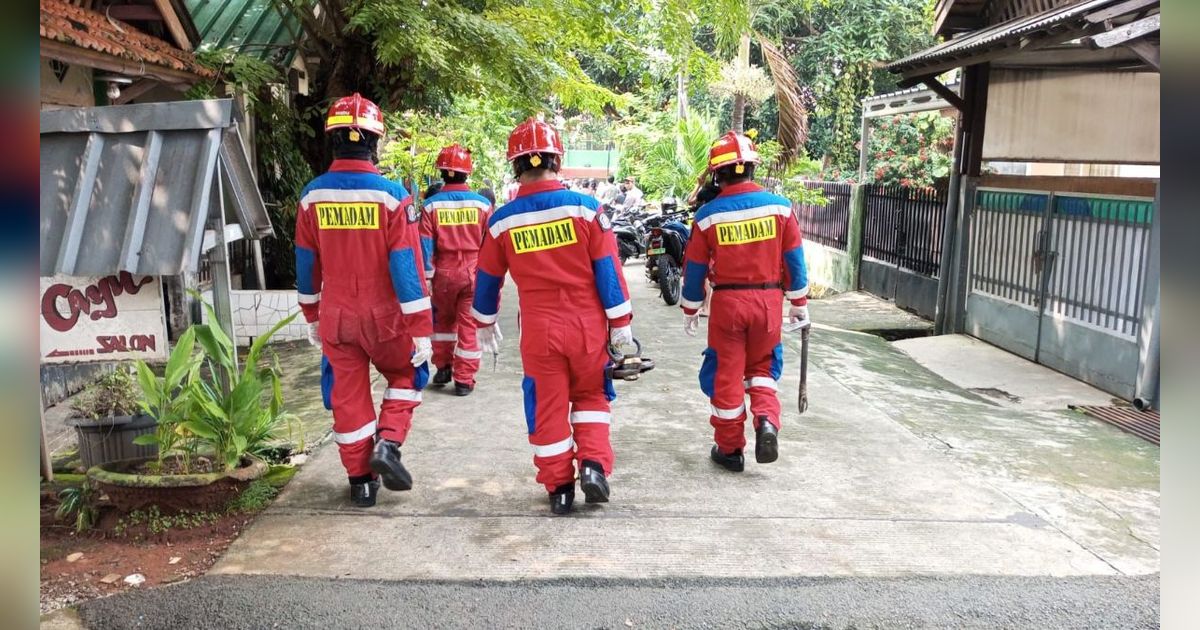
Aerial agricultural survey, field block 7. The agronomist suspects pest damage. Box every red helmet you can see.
[435,143,473,174]
[507,116,564,162]
[325,92,386,138]
[707,131,760,172]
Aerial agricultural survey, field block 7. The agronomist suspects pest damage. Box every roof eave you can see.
[40,37,210,86]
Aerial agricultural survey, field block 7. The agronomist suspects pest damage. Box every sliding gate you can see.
[964,187,1155,398]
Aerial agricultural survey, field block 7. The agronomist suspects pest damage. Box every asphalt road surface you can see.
[78,574,1158,629]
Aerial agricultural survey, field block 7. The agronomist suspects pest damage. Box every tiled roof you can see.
[40,0,214,78]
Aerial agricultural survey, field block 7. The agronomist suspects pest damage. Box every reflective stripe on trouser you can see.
[520,304,614,492]
[430,265,482,386]
[321,300,424,479]
[704,289,784,453]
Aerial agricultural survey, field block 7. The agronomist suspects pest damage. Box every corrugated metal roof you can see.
[888,0,1119,75]
[40,98,273,278]
[184,0,301,66]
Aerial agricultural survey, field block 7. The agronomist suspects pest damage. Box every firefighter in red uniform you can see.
[472,117,634,515]
[420,144,493,396]
[680,131,810,472]
[295,93,433,507]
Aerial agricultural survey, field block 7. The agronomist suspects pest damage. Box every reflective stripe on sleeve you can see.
[298,292,321,305]
[400,296,431,314]
[605,301,632,319]
[785,286,809,300]
[680,297,704,310]
[431,333,458,342]
[471,307,498,325]
[570,411,611,425]
[333,420,377,445]
[531,436,574,457]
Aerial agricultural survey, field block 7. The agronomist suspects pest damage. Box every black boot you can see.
[454,381,474,397]
[710,445,745,472]
[349,476,380,508]
[369,439,413,491]
[432,366,452,387]
[579,460,610,503]
[755,416,779,464]
[549,483,575,515]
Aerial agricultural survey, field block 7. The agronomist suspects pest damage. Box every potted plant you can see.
[66,367,157,469]
[87,305,301,513]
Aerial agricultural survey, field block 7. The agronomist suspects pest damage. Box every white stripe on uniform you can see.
[531,436,574,457]
[710,404,746,420]
[744,377,778,391]
[297,292,321,305]
[605,301,632,319]
[301,188,405,210]
[383,388,422,402]
[400,296,431,314]
[454,347,483,359]
[488,205,597,239]
[695,204,792,231]
[333,419,377,444]
[570,411,611,424]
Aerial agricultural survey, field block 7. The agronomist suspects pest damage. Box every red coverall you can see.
[472,179,632,491]
[295,159,433,479]
[680,181,809,454]
[419,184,493,386]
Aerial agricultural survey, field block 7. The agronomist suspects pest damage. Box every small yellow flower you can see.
[745,129,759,140]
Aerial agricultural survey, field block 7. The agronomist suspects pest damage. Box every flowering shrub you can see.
[865,112,954,188]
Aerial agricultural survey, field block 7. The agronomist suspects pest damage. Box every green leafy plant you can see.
[69,368,140,420]
[56,484,99,533]
[227,479,279,513]
[132,326,201,472]
[865,112,955,188]
[187,300,301,471]
[131,299,301,474]
[113,506,220,537]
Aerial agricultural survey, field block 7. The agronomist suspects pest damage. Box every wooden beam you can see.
[920,76,966,112]
[1085,0,1159,24]
[151,0,193,51]
[1091,14,1160,48]
[106,5,164,21]
[1124,39,1161,70]
[40,38,201,86]
[113,78,160,104]
[961,63,990,178]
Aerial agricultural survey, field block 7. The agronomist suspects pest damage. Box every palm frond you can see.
[757,33,808,170]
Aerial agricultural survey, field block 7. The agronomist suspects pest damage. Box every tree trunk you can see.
[676,70,688,120]
[731,94,746,133]
[731,34,752,133]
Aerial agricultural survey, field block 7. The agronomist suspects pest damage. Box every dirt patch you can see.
[134,457,217,476]
[39,487,265,615]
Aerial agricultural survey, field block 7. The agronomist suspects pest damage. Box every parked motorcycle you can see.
[643,205,691,306]
[610,207,650,266]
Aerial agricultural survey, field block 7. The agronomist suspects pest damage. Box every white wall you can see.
[201,290,308,347]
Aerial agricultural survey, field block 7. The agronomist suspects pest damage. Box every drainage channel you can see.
[857,327,934,342]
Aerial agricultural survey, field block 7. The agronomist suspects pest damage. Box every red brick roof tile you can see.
[40,0,214,78]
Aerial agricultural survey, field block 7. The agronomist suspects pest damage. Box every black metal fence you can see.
[862,183,948,277]
[794,181,852,251]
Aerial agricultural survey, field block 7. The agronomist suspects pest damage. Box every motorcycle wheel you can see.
[618,239,634,266]
[658,255,681,306]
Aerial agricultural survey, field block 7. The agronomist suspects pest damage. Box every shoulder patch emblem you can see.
[405,202,419,224]
[598,211,612,232]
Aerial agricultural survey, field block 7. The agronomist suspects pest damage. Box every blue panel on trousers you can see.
[699,347,718,398]
[522,376,537,434]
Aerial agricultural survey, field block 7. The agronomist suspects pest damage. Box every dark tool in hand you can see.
[606,338,655,381]
[798,323,811,413]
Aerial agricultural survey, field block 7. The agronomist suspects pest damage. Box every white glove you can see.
[788,305,811,330]
[478,324,503,355]
[683,312,700,337]
[306,322,321,349]
[410,336,433,367]
[609,325,634,349]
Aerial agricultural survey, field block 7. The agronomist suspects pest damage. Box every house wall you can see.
[983,69,1160,164]
[40,58,94,108]
[201,289,308,347]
